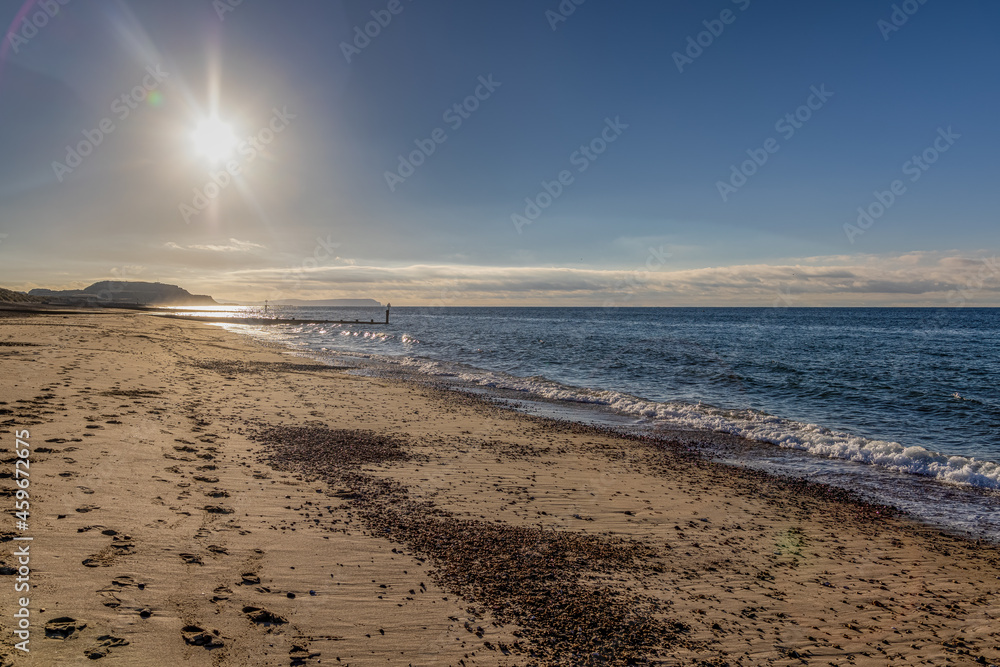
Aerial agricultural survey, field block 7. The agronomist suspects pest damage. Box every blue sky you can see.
[1,0,998,305]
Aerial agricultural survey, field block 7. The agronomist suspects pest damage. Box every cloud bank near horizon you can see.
[16,251,996,307]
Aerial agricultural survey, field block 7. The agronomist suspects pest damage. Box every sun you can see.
[192,117,237,162]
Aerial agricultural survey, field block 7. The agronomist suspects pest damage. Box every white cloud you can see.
[203,251,1000,306]
[165,238,265,253]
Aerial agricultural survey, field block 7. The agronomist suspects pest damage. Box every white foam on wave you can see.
[219,324,1000,493]
[378,354,1000,491]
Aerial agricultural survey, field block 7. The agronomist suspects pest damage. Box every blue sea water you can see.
[187,306,1000,540]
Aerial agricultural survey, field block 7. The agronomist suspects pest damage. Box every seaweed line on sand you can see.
[248,424,693,666]
[190,360,352,376]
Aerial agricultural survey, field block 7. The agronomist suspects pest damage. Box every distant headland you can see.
[27,281,218,306]
[3,283,385,309]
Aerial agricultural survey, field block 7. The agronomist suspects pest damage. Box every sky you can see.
[0,0,998,306]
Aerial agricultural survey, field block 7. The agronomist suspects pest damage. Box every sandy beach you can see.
[1,312,998,666]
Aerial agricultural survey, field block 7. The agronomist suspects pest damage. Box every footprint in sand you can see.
[210,584,232,603]
[242,606,288,627]
[181,625,223,648]
[110,574,144,588]
[289,643,321,666]
[44,617,87,639]
[99,575,148,610]
[84,634,129,659]
[82,535,136,567]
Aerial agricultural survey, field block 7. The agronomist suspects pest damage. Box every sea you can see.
[176,306,1000,542]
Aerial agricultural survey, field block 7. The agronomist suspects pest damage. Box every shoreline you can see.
[235,323,1000,544]
[219,308,1000,497]
[1,312,998,665]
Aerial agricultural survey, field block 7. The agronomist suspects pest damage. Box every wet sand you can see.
[0,312,998,666]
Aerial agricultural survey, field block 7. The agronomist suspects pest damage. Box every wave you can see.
[223,318,1000,493]
[354,352,1000,491]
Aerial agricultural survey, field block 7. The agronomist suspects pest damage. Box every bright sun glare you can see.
[192,117,237,162]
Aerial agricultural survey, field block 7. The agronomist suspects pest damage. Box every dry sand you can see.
[0,312,998,666]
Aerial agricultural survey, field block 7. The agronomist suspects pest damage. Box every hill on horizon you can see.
[29,281,217,306]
